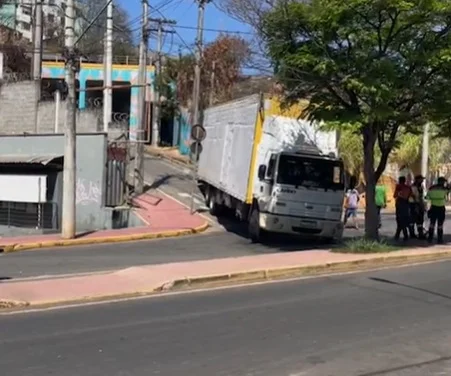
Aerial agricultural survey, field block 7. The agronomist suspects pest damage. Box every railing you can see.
[0,201,59,232]
[106,143,128,207]
[41,54,144,66]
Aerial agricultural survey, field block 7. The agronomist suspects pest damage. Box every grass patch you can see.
[334,238,401,254]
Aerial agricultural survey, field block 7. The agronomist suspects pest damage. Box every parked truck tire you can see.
[205,186,222,216]
[248,205,266,243]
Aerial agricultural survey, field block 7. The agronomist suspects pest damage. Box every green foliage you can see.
[338,129,382,179]
[261,0,451,239]
[156,35,250,111]
[262,0,451,160]
[390,131,422,168]
[335,238,399,253]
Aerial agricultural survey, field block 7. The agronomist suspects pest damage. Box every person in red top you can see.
[394,176,412,241]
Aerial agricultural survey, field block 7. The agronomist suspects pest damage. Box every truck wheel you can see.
[248,207,264,243]
[207,193,222,216]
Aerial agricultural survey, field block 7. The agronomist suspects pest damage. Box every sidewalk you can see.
[0,192,209,253]
[2,246,451,309]
[145,146,191,167]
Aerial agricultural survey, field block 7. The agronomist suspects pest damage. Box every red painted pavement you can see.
[1,247,448,306]
[0,192,206,246]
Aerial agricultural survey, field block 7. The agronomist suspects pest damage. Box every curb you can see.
[2,249,451,311]
[1,222,210,253]
[164,250,451,291]
[0,300,29,309]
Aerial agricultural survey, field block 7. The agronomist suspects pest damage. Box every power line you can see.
[148,4,195,55]
[174,24,253,35]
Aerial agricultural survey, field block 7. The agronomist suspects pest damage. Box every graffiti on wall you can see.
[76,178,102,206]
[178,108,191,155]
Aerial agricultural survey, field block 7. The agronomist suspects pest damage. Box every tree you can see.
[216,0,275,73]
[261,0,451,240]
[203,34,250,104]
[161,35,250,109]
[77,0,136,59]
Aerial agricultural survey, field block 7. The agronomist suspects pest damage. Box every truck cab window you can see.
[266,154,277,178]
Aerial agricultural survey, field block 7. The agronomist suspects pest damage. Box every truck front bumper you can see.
[259,212,343,239]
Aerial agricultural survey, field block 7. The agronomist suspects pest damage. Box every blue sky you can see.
[117,0,252,55]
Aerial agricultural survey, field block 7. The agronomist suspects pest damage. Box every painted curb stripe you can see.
[1,222,209,253]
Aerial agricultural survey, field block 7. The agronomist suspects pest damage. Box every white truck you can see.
[197,94,345,243]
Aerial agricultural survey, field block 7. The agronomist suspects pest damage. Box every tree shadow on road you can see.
[214,211,345,252]
[369,277,451,301]
[357,354,451,376]
[213,210,451,253]
[147,173,191,190]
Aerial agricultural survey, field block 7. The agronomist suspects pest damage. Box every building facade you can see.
[41,61,155,141]
[0,0,81,41]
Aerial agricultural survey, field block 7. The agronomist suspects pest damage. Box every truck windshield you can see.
[276,154,344,190]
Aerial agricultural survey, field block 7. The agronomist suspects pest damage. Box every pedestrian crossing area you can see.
[177,192,209,211]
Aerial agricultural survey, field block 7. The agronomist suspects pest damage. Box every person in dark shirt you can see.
[394,176,412,241]
[408,175,426,239]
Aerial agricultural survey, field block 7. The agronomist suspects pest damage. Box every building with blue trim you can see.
[42,61,155,140]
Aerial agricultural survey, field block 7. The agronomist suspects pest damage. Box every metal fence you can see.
[105,143,129,207]
[0,201,59,231]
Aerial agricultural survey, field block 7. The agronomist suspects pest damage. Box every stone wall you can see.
[0,80,126,138]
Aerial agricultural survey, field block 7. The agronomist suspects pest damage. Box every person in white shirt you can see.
[344,188,360,229]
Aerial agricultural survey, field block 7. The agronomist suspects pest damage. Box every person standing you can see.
[409,175,426,239]
[394,176,411,241]
[344,187,360,229]
[426,177,448,244]
[375,182,387,228]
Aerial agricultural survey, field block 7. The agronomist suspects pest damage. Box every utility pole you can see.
[148,18,176,147]
[62,0,78,239]
[421,122,430,188]
[32,0,43,133]
[209,60,216,106]
[189,0,209,214]
[103,0,113,132]
[152,20,162,147]
[134,0,148,195]
[191,0,209,127]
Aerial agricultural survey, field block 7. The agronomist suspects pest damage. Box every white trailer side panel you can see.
[198,95,260,202]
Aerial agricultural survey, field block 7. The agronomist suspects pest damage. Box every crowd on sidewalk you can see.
[344,175,450,244]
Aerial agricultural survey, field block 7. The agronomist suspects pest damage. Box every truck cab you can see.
[248,150,345,242]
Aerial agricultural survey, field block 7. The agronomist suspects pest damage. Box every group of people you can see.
[344,175,449,243]
[394,175,448,243]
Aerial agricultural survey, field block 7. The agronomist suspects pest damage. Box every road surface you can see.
[2,156,451,280]
[2,261,451,375]
[1,211,441,280]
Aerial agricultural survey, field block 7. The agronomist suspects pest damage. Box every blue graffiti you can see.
[178,108,191,155]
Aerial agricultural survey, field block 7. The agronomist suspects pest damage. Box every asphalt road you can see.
[3,261,451,375]
[1,213,443,280]
[2,156,451,280]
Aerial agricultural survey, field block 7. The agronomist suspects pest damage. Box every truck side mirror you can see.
[258,164,266,181]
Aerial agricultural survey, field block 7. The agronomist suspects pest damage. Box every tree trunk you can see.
[362,127,379,240]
